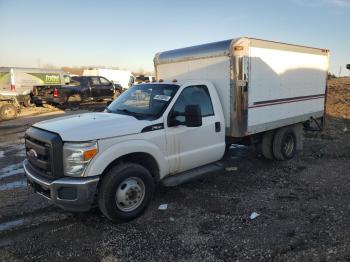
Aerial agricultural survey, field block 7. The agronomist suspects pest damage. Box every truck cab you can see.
[24,81,225,221]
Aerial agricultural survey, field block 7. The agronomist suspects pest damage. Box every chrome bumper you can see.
[23,159,100,212]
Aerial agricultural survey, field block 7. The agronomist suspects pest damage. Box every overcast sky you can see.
[0,0,349,75]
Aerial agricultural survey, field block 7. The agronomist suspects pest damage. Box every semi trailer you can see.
[23,37,329,222]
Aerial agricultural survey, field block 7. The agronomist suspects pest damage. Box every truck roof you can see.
[154,37,329,65]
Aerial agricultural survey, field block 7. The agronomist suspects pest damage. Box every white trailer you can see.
[154,37,329,138]
[0,67,70,106]
[83,69,135,90]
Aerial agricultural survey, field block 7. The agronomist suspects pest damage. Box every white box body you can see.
[154,37,329,137]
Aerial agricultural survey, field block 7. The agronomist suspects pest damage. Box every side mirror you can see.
[185,105,202,127]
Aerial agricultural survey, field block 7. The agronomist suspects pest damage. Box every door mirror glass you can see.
[185,105,202,127]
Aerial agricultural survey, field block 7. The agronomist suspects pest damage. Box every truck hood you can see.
[33,112,152,141]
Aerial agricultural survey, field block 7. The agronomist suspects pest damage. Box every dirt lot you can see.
[0,79,349,261]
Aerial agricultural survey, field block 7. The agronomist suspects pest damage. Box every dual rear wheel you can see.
[261,124,302,161]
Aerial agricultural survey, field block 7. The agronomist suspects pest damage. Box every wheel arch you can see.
[84,139,168,181]
[101,152,161,182]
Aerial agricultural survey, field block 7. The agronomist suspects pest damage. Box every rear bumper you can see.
[23,159,100,212]
[32,96,63,105]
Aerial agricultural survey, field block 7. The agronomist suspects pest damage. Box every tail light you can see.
[53,87,59,97]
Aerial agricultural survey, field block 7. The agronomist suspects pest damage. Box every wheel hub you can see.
[283,134,295,156]
[115,177,145,212]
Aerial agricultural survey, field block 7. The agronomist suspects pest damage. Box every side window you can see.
[99,77,110,85]
[171,85,214,123]
[91,77,101,85]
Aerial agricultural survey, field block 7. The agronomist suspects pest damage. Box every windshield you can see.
[107,84,179,120]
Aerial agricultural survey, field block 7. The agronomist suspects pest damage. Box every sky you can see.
[0,0,349,75]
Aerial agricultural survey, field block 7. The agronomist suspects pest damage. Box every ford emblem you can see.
[28,149,38,158]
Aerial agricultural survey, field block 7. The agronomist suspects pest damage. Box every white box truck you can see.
[0,67,70,106]
[23,37,329,222]
[83,69,135,90]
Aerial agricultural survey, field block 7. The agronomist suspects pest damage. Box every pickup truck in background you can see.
[32,76,122,108]
[23,37,329,222]
[0,67,70,107]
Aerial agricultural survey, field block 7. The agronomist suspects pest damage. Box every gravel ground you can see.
[0,81,349,261]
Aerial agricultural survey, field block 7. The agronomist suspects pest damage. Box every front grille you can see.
[26,136,51,175]
[25,127,63,179]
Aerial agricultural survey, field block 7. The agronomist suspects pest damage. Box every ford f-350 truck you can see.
[23,37,329,222]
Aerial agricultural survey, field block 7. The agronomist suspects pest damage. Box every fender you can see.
[84,139,169,178]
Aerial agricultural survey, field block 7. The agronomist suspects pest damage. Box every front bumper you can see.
[23,159,100,212]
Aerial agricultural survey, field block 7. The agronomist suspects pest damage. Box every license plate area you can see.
[28,180,51,199]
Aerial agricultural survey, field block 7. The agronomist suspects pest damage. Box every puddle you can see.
[0,163,24,179]
[0,218,25,232]
[0,179,27,191]
[1,144,26,158]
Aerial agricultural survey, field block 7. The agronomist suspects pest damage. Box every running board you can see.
[161,162,224,187]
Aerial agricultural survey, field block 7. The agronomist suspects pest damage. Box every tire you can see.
[66,95,81,111]
[98,163,155,222]
[0,104,18,120]
[272,126,298,161]
[261,130,275,160]
[23,95,33,107]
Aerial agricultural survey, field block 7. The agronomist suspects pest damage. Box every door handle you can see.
[215,122,221,132]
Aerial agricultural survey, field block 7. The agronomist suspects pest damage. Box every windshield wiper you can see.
[115,108,140,119]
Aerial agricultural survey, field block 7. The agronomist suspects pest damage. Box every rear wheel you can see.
[0,104,18,120]
[272,126,298,160]
[23,95,33,107]
[98,163,155,222]
[66,95,81,110]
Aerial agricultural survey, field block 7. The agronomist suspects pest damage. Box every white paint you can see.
[34,112,151,141]
[250,47,328,75]
[248,46,327,129]
[157,56,231,127]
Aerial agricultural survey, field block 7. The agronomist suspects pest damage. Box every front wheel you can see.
[98,163,155,222]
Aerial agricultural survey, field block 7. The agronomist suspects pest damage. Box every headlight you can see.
[63,141,98,177]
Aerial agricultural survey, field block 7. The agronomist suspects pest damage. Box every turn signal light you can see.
[83,148,97,161]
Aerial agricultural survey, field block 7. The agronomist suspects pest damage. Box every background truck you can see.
[83,69,135,90]
[32,76,121,108]
[23,37,329,222]
[0,67,70,107]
